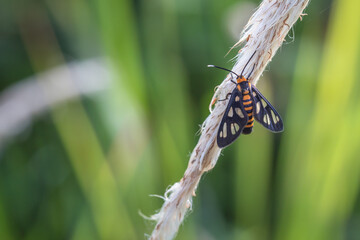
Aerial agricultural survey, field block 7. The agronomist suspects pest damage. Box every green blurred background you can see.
[1,0,360,239]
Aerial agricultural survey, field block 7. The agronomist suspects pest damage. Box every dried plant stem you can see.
[149,0,309,239]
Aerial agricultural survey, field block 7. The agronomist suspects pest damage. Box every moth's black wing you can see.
[251,85,284,132]
[217,89,249,148]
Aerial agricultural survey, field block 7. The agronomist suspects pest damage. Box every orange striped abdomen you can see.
[242,93,254,134]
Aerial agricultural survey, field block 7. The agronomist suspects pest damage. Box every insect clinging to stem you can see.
[208,51,284,148]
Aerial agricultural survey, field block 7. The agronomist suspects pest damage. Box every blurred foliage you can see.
[0,0,360,239]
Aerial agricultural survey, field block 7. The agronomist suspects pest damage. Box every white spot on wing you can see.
[231,123,236,134]
[263,115,267,124]
[267,114,271,125]
[223,122,227,138]
[271,110,277,123]
[228,107,233,117]
[256,102,261,114]
[261,99,267,107]
[235,108,244,118]
[234,123,240,131]
[235,96,240,102]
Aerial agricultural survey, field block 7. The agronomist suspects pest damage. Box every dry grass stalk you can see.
[148,0,309,239]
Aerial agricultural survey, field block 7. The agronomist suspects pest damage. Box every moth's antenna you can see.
[247,64,256,79]
[240,51,257,77]
[207,65,240,78]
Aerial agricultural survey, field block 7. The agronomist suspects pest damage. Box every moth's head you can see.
[236,75,247,84]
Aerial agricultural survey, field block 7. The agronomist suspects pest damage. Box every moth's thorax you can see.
[236,77,251,94]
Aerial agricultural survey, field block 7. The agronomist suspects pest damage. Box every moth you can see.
[208,52,284,148]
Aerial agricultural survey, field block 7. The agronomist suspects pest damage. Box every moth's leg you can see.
[217,92,232,102]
